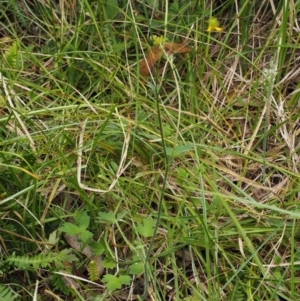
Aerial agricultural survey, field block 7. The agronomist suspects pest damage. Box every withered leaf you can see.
[164,42,191,55]
[139,42,191,76]
[139,45,163,76]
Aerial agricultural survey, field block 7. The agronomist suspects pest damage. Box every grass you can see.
[1,0,300,300]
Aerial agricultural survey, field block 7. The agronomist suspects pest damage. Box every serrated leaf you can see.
[98,211,127,224]
[5,249,78,269]
[102,275,119,292]
[61,248,79,262]
[98,211,117,223]
[118,275,131,285]
[79,230,93,243]
[74,211,90,229]
[103,274,131,292]
[90,239,106,255]
[59,223,81,235]
[136,216,155,237]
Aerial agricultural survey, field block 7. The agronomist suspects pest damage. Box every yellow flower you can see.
[206,17,223,33]
[151,35,165,45]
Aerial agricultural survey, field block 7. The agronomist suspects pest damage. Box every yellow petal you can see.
[206,17,223,32]
[151,35,165,45]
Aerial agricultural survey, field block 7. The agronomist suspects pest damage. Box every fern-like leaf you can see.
[0,285,18,301]
[5,249,78,269]
[88,260,99,281]
[3,41,18,69]
[228,282,246,301]
[50,273,73,296]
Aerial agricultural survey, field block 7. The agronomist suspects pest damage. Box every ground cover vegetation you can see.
[1,0,300,300]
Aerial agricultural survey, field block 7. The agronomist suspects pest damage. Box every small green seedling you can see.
[102,274,131,292]
[59,211,93,243]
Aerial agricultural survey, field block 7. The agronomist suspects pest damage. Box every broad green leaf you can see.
[48,230,59,246]
[136,216,155,237]
[90,239,106,255]
[103,274,131,292]
[118,275,131,285]
[129,262,144,275]
[59,223,81,235]
[98,211,127,224]
[165,143,193,158]
[79,230,93,243]
[116,211,127,221]
[162,124,172,136]
[102,258,116,269]
[105,0,119,19]
[74,211,90,229]
[98,211,117,223]
[176,167,189,179]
